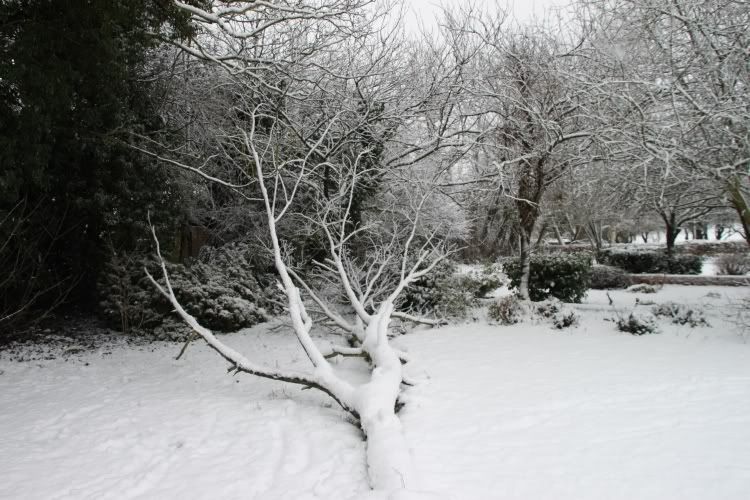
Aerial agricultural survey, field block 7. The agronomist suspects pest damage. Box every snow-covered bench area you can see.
[1,285,749,499]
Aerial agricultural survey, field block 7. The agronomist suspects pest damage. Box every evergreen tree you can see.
[0,0,203,329]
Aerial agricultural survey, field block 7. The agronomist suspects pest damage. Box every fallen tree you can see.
[140,3,473,495]
[147,105,451,495]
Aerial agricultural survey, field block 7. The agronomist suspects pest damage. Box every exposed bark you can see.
[727,178,750,247]
[663,213,681,255]
[515,159,544,301]
[517,230,532,301]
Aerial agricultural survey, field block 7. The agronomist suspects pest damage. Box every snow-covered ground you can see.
[1,286,749,499]
[0,328,370,500]
[400,286,750,500]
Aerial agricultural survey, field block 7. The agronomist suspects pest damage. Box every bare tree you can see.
[628,162,725,253]
[582,0,750,244]
[448,10,599,299]
[545,160,633,249]
[136,1,474,495]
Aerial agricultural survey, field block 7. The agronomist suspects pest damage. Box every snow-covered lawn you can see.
[1,286,749,499]
[0,329,369,500]
[401,287,750,500]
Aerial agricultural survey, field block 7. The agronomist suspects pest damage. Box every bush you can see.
[505,253,592,303]
[454,264,504,299]
[400,260,453,312]
[628,284,658,294]
[666,254,705,274]
[651,302,709,327]
[716,254,750,275]
[99,241,284,338]
[590,265,629,289]
[597,249,702,275]
[469,264,505,298]
[552,311,579,329]
[400,261,476,318]
[534,298,579,329]
[534,298,562,318]
[488,295,525,325]
[615,313,658,335]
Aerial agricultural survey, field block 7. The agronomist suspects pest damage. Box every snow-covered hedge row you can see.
[597,249,702,275]
[99,242,283,339]
[589,264,629,289]
[504,254,592,303]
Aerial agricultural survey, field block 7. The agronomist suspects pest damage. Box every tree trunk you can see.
[665,214,680,255]
[727,177,750,247]
[584,220,602,251]
[572,225,584,243]
[534,222,548,248]
[515,169,541,301]
[518,230,532,301]
[607,226,616,244]
[357,306,421,492]
[552,220,565,245]
[694,222,708,240]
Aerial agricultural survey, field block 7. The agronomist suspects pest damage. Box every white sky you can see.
[403,0,573,33]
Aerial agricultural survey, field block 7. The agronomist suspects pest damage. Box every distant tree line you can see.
[1,0,747,332]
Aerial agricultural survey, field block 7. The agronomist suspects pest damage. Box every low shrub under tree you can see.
[505,253,592,303]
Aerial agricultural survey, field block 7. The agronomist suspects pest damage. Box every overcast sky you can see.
[403,0,572,33]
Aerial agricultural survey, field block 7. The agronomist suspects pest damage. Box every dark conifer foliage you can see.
[0,0,204,330]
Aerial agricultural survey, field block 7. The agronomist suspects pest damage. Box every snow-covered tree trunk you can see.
[356,304,419,490]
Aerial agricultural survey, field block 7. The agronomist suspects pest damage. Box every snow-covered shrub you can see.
[589,265,629,289]
[400,260,453,312]
[436,285,477,318]
[505,253,592,303]
[628,284,658,294]
[98,250,163,335]
[615,313,658,335]
[552,310,579,329]
[534,298,562,318]
[534,298,579,329]
[666,254,705,275]
[457,264,504,298]
[400,261,475,318]
[99,242,283,337]
[488,295,525,325]
[651,302,709,327]
[597,249,702,275]
[716,253,750,275]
